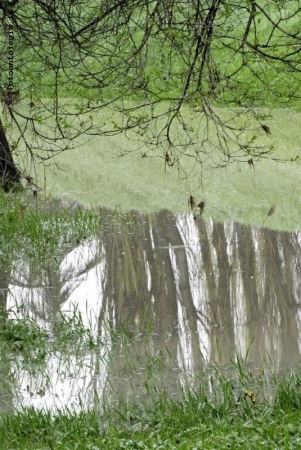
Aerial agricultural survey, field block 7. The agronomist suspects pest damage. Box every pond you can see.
[1,209,301,413]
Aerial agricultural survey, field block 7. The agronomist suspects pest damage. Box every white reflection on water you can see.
[176,214,210,361]
[12,351,108,412]
[7,240,112,413]
[169,244,193,378]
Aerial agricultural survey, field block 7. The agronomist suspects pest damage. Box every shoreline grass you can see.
[1,367,301,449]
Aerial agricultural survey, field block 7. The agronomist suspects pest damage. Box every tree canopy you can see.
[0,0,300,189]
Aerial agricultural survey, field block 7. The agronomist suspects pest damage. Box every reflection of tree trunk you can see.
[263,230,301,366]
[150,211,181,330]
[155,211,202,367]
[212,222,235,363]
[0,117,21,191]
[235,223,261,363]
[198,220,235,364]
[100,210,203,400]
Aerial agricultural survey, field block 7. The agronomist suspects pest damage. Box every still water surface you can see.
[1,210,301,412]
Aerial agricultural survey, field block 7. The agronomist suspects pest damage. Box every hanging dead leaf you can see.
[261,124,271,134]
[267,203,276,218]
[198,201,205,214]
[188,195,196,211]
[263,203,276,225]
[247,158,254,170]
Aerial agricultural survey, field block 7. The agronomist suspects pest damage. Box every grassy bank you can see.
[1,368,301,449]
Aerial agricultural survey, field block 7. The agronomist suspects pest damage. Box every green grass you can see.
[0,305,96,353]
[1,367,301,449]
[8,2,301,112]
[0,191,104,265]
[0,305,97,389]
[0,314,47,352]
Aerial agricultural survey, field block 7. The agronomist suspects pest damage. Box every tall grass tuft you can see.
[275,370,301,411]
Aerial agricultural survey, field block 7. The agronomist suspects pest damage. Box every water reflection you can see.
[2,210,301,412]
